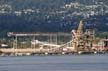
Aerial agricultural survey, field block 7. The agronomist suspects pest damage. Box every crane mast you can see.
[77,20,83,36]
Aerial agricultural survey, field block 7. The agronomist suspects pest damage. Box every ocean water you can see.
[0,54,108,71]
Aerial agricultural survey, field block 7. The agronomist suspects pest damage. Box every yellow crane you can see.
[71,20,84,51]
[77,20,83,36]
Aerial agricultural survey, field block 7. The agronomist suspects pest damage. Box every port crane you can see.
[3,20,106,55]
[77,20,83,36]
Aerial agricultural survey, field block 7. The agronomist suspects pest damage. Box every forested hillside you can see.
[0,0,108,37]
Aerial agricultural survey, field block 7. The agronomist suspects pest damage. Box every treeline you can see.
[0,13,108,37]
[0,0,108,37]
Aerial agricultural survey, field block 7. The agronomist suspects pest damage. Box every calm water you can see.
[0,54,108,71]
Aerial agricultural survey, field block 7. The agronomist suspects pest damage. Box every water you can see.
[0,54,108,71]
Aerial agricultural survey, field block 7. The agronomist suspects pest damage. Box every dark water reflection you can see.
[0,54,108,71]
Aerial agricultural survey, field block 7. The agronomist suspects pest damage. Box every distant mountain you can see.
[0,0,108,37]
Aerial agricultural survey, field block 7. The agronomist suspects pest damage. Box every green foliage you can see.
[0,0,108,37]
[96,32,108,38]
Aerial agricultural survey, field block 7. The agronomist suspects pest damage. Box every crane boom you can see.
[77,20,83,35]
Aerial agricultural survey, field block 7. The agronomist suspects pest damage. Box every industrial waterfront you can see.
[0,54,108,71]
[0,0,108,71]
[0,20,108,56]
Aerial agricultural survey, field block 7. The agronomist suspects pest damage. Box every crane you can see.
[77,20,83,36]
